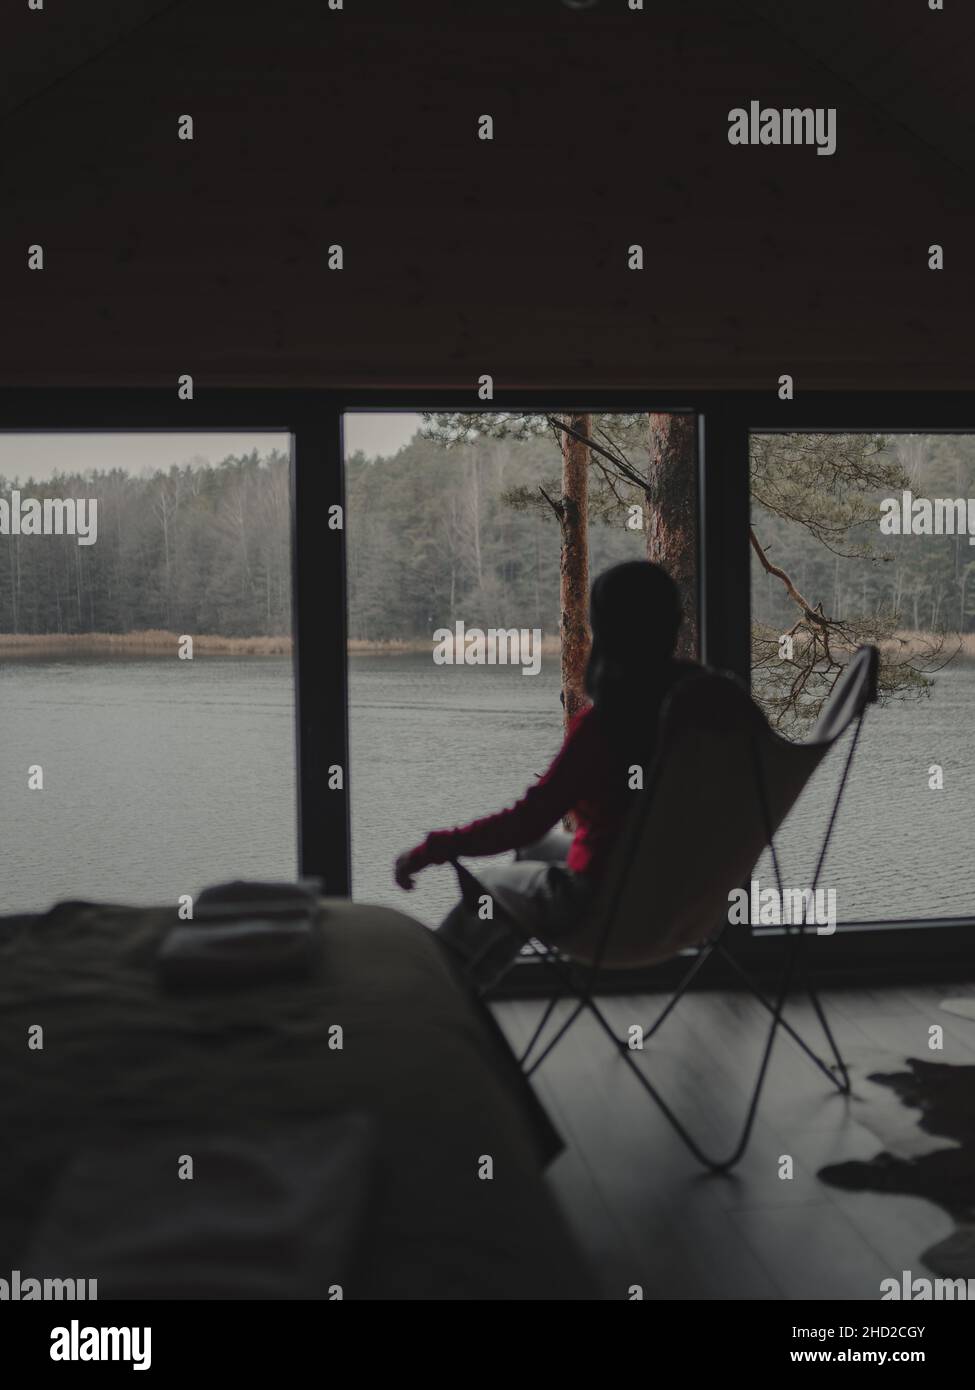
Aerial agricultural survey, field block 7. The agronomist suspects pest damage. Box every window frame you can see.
[1,388,972,986]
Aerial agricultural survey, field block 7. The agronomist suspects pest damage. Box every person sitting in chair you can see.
[394,561,700,987]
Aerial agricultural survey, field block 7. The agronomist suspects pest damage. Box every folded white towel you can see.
[157,917,320,987]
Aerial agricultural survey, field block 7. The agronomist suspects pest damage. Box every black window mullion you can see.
[291,415,350,895]
[699,406,751,680]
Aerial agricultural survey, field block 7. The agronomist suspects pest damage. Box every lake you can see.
[0,652,972,926]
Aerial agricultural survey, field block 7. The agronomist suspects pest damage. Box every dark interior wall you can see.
[745,0,975,179]
[2,0,973,391]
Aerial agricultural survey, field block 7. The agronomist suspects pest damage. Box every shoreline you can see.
[0,631,564,657]
[0,631,292,656]
[0,630,971,660]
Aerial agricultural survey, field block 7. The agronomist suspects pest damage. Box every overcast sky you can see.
[0,414,422,483]
[343,412,422,458]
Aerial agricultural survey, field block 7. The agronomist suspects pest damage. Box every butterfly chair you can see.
[451,644,879,1174]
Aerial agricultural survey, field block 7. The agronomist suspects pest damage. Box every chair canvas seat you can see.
[558,670,833,969]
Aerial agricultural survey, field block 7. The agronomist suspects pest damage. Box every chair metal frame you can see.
[457,655,876,1174]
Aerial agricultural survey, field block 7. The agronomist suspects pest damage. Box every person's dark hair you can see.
[584,561,683,760]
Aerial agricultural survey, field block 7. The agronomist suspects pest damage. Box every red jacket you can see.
[406,663,696,880]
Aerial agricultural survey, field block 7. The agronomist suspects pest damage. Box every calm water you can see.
[0,653,972,924]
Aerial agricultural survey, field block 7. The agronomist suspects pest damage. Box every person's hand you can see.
[394,851,420,891]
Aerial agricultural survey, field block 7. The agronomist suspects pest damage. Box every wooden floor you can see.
[493,983,975,1300]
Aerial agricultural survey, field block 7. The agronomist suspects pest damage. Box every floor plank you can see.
[493,980,972,1300]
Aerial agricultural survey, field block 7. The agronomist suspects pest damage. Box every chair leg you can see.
[582,966,792,1173]
[483,920,847,1172]
[625,932,849,1098]
[519,990,562,1067]
[518,949,568,1068]
[713,943,850,1094]
[551,940,719,1055]
[632,941,718,1044]
[473,930,590,1073]
[520,929,820,1172]
[523,997,588,1077]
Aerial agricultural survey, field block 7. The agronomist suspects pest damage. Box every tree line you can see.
[345,427,647,644]
[2,429,970,732]
[0,451,292,636]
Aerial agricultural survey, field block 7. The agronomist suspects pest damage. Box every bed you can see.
[0,896,594,1300]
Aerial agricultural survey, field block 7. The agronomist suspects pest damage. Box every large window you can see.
[344,409,699,925]
[1,394,968,974]
[0,432,297,912]
[750,431,975,924]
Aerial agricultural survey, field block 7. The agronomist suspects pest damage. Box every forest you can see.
[750,432,975,638]
[0,430,971,684]
[345,428,647,642]
[0,451,293,637]
[0,433,643,640]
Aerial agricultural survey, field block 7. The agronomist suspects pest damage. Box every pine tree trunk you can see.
[560,413,591,729]
[645,413,698,657]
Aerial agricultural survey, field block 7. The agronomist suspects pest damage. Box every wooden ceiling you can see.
[744,0,975,179]
[1,0,972,392]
